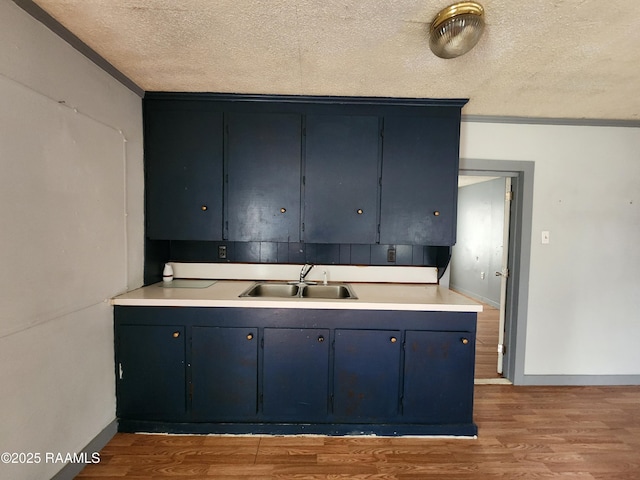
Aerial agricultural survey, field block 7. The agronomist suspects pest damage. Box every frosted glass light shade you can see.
[429,2,485,59]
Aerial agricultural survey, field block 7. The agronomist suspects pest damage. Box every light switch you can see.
[541,231,550,244]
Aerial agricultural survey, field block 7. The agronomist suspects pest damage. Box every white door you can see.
[495,177,512,374]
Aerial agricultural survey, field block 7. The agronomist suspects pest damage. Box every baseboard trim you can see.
[118,419,478,437]
[475,378,512,385]
[475,374,640,387]
[51,419,118,480]
[520,374,640,386]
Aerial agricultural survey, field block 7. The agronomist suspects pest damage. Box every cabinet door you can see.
[116,325,187,421]
[403,330,475,424]
[333,329,401,421]
[145,102,224,240]
[380,115,460,246]
[263,328,330,421]
[226,112,302,242]
[304,115,380,244]
[191,327,259,421]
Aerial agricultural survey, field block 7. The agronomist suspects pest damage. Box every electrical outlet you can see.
[218,245,227,259]
[480,271,485,280]
[387,248,396,263]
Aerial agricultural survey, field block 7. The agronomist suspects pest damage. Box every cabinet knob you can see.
[246,333,254,341]
[390,336,397,343]
[172,331,180,338]
[433,211,440,216]
[461,337,469,345]
[356,209,364,215]
[280,207,286,213]
[318,335,325,342]
[201,205,208,211]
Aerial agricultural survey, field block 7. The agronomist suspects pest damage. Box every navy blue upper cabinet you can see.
[143,94,467,247]
[145,101,224,240]
[380,114,461,246]
[226,112,302,242]
[304,115,381,244]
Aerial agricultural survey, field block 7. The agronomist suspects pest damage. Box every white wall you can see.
[461,121,640,378]
[451,178,505,308]
[0,1,143,478]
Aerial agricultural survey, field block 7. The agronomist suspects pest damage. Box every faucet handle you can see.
[300,263,315,283]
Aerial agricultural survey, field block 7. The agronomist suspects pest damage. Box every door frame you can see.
[458,158,534,385]
[497,176,512,375]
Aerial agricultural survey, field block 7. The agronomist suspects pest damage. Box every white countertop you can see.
[112,280,482,313]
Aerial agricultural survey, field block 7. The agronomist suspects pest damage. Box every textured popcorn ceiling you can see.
[32,0,640,121]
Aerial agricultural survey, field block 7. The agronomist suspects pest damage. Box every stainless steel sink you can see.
[239,282,357,299]
[300,284,357,299]
[239,283,299,298]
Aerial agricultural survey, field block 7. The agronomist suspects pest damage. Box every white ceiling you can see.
[28,0,640,122]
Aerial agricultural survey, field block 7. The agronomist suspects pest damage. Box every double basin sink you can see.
[240,282,357,300]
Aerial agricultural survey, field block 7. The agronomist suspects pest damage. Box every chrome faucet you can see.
[299,263,315,284]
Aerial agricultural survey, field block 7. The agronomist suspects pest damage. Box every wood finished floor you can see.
[76,385,640,479]
[473,302,502,380]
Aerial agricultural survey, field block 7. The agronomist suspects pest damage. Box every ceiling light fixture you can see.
[429,2,485,59]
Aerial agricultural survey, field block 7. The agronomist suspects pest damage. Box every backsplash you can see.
[144,239,451,284]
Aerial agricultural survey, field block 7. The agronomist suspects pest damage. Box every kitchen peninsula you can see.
[112,264,481,437]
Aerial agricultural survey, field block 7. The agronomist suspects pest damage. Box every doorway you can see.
[447,159,535,385]
[450,175,512,383]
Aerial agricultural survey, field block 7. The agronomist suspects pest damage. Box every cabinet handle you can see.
[172,331,180,338]
[356,208,364,215]
[201,205,208,211]
[246,333,254,340]
[280,207,286,213]
[318,335,325,342]
[461,337,469,345]
[390,336,397,343]
[433,211,440,216]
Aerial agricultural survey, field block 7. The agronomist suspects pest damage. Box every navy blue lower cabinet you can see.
[333,329,402,421]
[402,330,476,424]
[262,328,330,421]
[114,306,477,436]
[191,326,259,421]
[116,324,187,422]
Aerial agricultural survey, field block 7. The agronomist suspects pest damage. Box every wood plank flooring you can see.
[76,384,640,479]
[474,302,502,380]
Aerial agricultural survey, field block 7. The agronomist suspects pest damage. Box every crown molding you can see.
[13,0,144,97]
[463,114,640,128]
